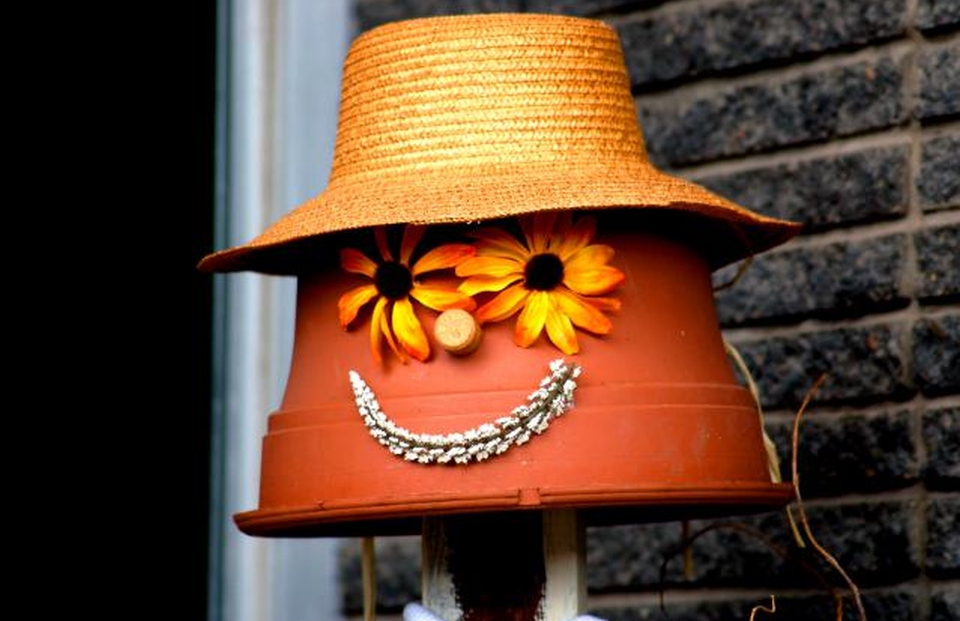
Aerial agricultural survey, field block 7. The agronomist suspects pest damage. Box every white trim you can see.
[211,0,353,619]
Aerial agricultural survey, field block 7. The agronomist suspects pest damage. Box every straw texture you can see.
[200,13,801,274]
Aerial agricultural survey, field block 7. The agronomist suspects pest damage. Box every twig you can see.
[724,339,804,547]
[748,596,776,621]
[658,521,840,615]
[791,373,866,621]
[713,256,754,292]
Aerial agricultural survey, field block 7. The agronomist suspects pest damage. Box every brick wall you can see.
[343,1,960,618]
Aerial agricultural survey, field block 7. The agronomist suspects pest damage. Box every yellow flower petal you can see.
[392,297,430,361]
[379,302,407,363]
[475,283,530,325]
[565,244,616,273]
[552,216,597,261]
[369,297,387,365]
[515,290,550,348]
[413,243,476,277]
[564,265,626,296]
[338,284,378,328]
[554,288,613,335]
[544,294,579,354]
[470,227,530,261]
[374,227,393,261]
[456,255,525,278]
[400,224,426,265]
[340,248,378,277]
[458,274,523,296]
[411,284,477,312]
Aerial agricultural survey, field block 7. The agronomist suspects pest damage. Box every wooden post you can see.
[422,509,586,621]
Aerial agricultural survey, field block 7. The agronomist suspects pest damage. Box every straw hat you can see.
[199,13,800,274]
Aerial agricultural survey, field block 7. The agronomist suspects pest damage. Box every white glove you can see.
[403,602,608,621]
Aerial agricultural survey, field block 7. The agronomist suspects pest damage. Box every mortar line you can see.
[588,577,938,607]
[721,302,959,341]
[761,392,960,420]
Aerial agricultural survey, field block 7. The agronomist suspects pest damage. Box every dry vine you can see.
[659,373,868,621]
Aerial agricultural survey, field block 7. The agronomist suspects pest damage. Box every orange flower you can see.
[339,226,476,364]
[456,213,624,355]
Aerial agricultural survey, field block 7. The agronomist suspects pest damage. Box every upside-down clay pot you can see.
[234,216,794,537]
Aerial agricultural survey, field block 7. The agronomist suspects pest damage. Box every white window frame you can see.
[210,0,354,619]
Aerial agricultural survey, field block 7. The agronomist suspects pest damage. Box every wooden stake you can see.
[422,510,585,621]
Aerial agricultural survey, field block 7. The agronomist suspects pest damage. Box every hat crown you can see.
[329,14,647,185]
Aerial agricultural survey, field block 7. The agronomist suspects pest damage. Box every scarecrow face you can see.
[235,209,791,538]
[202,13,800,536]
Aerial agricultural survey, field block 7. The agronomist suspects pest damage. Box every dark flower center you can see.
[524,253,565,291]
[375,261,413,300]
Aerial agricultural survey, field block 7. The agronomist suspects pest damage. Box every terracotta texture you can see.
[236,219,793,537]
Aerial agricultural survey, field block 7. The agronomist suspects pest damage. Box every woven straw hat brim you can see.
[199,13,801,274]
[198,162,800,273]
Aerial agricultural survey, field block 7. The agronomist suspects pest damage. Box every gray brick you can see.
[916,223,960,302]
[339,536,420,613]
[914,314,960,395]
[918,41,960,122]
[715,234,909,326]
[590,513,793,589]
[735,324,911,409]
[928,496,960,577]
[919,133,960,211]
[586,522,682,590]
[698,143,910,231]
[916,0,960,32]
[639,52,908,166]
[800,501,921,585]
[766,409,918,497]
[933,588,960,621]
[925,406,960,488]
[595,591,919,621]
[356,0,522,30]
[589,502,919,589]
[618,0,906,89]
[526,0,650,16]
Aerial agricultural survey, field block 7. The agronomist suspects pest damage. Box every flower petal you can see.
[400,224,426,265]
[544,294,579,354]
[565,244,616,272]
[338,284,379,328]
[374,227,393,261]
[455,255,524,278]
[554,288,613,335]
[411,284,477,312]
[521,212,557,254]
[340,248,378,277]
[469,227,530,261]
[369,297,387,365]
[458,274,523,296]
[564,265,626,296]
[378,301,407,363]
[585,296,622,312]
[392,297,430,361]
[553,216,597,261]
[413,243,476,276]
[475,283,529,325]
[515,290,549,348]
[544,211,573,253]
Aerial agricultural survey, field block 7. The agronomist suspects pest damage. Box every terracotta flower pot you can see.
[234,214,793,537]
